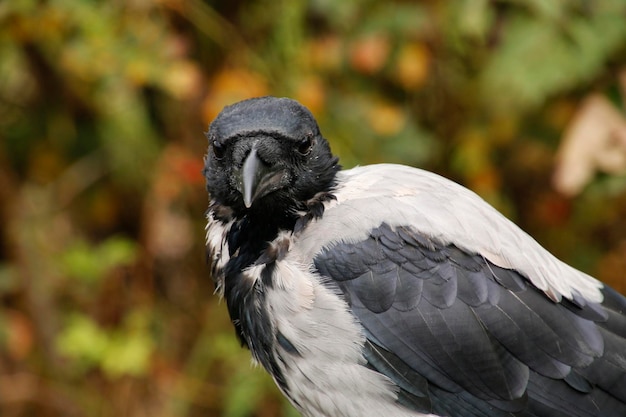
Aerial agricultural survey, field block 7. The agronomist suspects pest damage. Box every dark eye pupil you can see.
[298,137,313,155]
[213,140,225,158]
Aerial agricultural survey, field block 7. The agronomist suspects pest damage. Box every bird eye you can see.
[297,136,313,156]
[212,140,225,159]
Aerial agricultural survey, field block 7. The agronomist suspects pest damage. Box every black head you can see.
[204,97,340,222]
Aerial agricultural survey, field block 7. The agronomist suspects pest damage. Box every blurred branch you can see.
[168,0,241,48]
[164,0,270,74]
[8,184,66,373]
[55,151,107,209]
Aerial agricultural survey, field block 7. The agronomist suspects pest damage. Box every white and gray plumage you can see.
[203,96,626,417]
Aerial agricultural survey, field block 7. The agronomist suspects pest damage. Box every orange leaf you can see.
[6,311,34,361]
[202,68,268,123]
[367,101,406,136]
[394,42,431,90]
[349,33,390,75]
[294,76,326,116]
[162,60,203,100]
[305,36,343,72]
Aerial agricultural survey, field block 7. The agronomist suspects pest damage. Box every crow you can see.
[204,96,626,417]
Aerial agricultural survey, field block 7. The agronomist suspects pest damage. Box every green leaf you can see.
[101,330,153,377]
[223,368,274,417]
[480,5,626,111]
[61,241,105,283]
[55,314,109,371]
[99,236,137,270]
[61,236,136,284]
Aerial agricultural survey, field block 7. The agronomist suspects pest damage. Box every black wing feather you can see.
[314,222,626,417]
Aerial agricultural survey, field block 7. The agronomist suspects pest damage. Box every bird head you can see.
[204,96,340,220]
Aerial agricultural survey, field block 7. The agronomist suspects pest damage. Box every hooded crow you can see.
[204,96,626,417]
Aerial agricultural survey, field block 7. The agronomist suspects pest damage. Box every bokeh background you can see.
[1,1,626,416]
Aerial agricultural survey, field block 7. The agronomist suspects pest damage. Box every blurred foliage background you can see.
[1,0,626,416]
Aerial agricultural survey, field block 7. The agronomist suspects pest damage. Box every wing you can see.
[297,164,604,304]
[313,222,626,417]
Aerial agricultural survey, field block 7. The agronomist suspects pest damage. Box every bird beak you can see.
[236,146,284,208]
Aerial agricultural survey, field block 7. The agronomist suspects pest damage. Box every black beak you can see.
[236,145,285,208]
